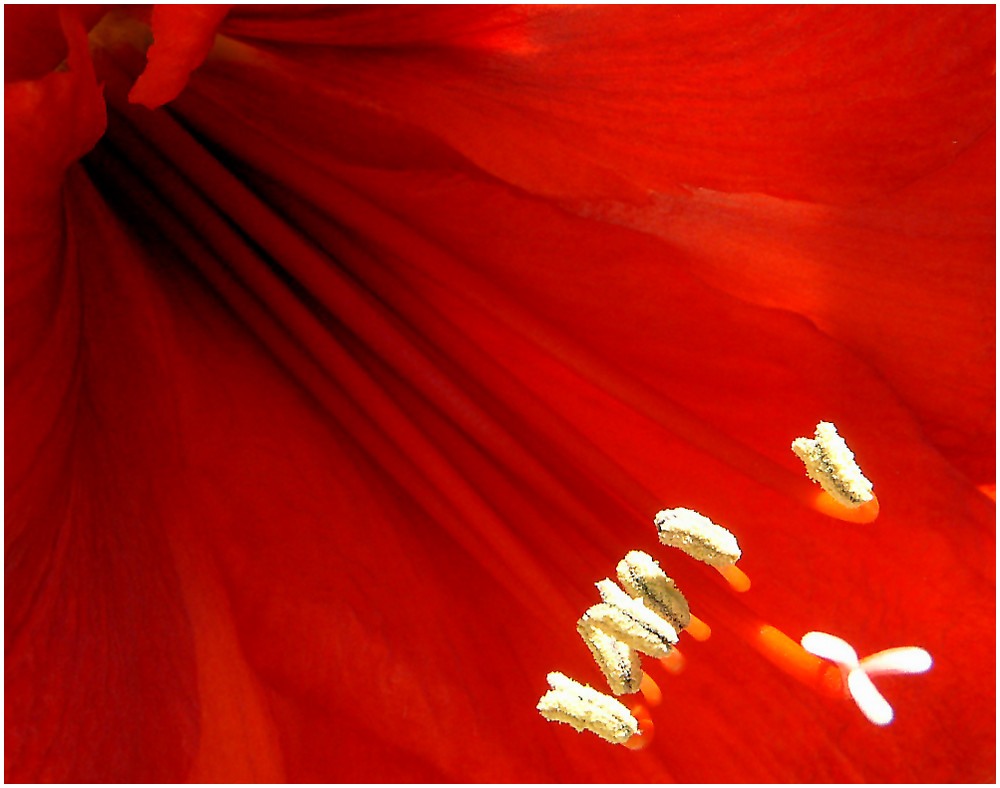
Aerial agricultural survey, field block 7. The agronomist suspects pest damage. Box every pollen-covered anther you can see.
[616,550,692,633]
[654,508,741,567]
[792,421,874,508]
[800,631,932,727]
[537,672,640,745]
[577,617,643,696]
[585,579,679,658]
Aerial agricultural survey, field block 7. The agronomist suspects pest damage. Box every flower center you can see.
[538,421,928,750]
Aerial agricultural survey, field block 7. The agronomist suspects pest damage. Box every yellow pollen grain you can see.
[537,672,640,745]
[654,508,741,567]
[791,421,874,508]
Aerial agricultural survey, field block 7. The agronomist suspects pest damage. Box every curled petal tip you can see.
[128,5,231,109]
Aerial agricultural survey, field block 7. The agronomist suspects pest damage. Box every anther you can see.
[583,579,679,658]
[577,616,643,696]
[654,508,741,567]
[792,422,875,510]
[616,551,692,632]
[800,631,932,726]
[537,672,639,745]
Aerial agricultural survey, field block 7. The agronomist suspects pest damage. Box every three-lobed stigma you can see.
[800,631,932,726]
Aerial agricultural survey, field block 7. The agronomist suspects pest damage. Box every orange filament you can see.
[624,707,655,751]
[686,615,711,641]
[639,673,663,707]
[752,623,843,698]
[977,484,996,501]
[716,563,751,592]
[811,490,880,523]
[659,648,686,675]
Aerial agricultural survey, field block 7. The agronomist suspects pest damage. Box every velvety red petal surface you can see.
[219,5,995,204]
[129,4,232,108]
[6,5,994,783]
[3,4,108,81]
[215,4,996,484]
[587,133,996,485]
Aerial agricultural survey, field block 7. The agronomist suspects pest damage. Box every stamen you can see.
[715,563,752,592]
[792,422,875,509]
[583,578,678,658]
[654,508,741,567]
[638,673,663,706]
[616,550,692,632]
[537,672,639,745]
[860,647,932,677]
[810,490,880,523]
[624,706,655,751]
[686,615,712,641]
[659,648,686,675]
[577,617,643,696]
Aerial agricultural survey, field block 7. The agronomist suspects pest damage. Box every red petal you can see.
[7,7,994,783]
[217,5,995,204]
[586,129,996,484]
[128,4,231,109]
[4,10,105,213]
[3,5,108,82]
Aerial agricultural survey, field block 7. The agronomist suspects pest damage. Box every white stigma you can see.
[800,631,859,666]
[801,631,932,726]
[860,647,933,677]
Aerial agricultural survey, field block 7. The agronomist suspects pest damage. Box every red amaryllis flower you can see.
[6,5,995,782]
